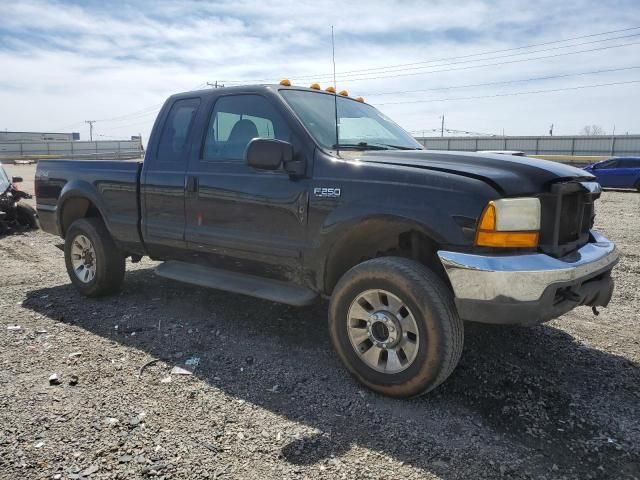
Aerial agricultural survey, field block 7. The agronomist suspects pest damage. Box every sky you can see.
[1,0,639,144]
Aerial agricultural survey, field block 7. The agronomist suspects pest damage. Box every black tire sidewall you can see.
[329,259,458,396]
[16,204,39,229]
[64,218,123,297]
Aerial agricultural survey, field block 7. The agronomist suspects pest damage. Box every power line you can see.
[374,79,640,106]
[362,65,640,96]
[95,105,163,123]
[218,26,640,83]
[53,121,86,131]
[323,41,640,82]
[51,82,204,131]
[218,40,640,85]
[409,127,498,136]
[303,32,640,80]
[291,26,640,78]
[98,118,156,131]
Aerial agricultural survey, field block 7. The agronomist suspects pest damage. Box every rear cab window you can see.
[157,98,201,163]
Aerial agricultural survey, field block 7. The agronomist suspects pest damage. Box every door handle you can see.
[186,175,198,193]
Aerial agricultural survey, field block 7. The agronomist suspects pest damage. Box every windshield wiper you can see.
[376,143,422,150]
[333,142,421,151]
[333,142,390,150]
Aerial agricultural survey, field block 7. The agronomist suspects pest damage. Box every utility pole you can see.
[440,114,445,137]
[610,124,616,155]
[85,120,96,141]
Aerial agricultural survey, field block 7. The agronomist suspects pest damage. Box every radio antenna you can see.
[331,25,340,156]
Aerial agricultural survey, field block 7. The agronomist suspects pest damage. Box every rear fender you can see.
[57,180,111,237]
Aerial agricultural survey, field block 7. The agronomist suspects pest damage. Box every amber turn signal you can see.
[325,86,336,93]
[279,79,291,86]
[475,231,539,248]
[475,201,539,248]
[339,90,349,96]
[309,83,321,90]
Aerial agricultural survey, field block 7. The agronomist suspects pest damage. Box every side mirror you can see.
[245,138,293,171]
[12,176,23,183]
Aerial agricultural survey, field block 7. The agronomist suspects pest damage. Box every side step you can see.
[155,261,318,307]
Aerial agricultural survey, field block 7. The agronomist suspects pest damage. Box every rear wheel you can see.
[64,218,125,297]
[328,257,464,398]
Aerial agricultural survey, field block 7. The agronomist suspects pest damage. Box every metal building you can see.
[0,131,79,142]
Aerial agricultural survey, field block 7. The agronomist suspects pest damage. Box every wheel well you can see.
[324,220,449,295]
[60,197,103,237]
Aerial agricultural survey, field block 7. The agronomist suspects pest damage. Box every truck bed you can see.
[36,159,142,247]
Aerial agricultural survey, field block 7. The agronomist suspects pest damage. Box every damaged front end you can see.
[0,169,39,235]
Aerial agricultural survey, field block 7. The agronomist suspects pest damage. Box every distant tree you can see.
[580,125,606,135]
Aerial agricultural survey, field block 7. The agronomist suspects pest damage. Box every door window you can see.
[598,159,618,169]
[617,158,640,168]
[157,98,201,163]
[203,95,290,161]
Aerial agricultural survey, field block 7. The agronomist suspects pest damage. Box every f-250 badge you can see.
[313,187,341,198]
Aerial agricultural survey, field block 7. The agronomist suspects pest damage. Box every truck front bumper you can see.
[437,230,618,325]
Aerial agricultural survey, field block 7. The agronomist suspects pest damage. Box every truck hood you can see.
[355,150,595,195]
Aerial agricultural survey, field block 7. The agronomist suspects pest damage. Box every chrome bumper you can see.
[438,230,618,303]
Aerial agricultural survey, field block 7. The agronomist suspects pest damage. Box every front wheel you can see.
[329,257,464,398]
[16,203,39,230]
[64,218,125,297]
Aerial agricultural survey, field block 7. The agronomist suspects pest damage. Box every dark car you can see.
[583,157,640,190]
[35,83,618,397]
[0,163,39,234]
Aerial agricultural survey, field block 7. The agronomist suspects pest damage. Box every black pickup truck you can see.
[36,83,619,397]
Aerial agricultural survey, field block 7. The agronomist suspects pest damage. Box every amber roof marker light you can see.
[279,79,291,86]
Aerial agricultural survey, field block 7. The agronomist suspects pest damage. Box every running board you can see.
[155,261,318,306]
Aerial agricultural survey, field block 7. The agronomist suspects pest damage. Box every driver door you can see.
[184,94,309,282]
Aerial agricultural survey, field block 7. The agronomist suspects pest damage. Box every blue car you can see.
[583,157,640,191]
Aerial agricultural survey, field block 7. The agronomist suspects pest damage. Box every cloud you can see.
[0,0,638,142]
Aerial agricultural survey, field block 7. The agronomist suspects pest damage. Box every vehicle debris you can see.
[170,366,193,375]
[137,358,160,378]
[185,356,201,367]
[0,164,39,235]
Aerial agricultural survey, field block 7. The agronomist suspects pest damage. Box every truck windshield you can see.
[280,90,422,151]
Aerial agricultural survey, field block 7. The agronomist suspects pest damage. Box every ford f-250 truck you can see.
[35,82,619,397]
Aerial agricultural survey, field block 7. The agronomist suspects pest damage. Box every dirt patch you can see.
[1,191,639,479]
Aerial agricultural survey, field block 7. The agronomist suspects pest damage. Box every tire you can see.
[15,203,39,230]
[329,257,463,398]
[64,218,125,297]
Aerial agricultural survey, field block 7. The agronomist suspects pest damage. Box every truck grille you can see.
[538,182,599,257]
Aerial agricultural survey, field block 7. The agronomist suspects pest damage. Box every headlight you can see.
[475,198,541,248]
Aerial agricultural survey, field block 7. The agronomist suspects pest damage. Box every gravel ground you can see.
[1,169,639,479]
